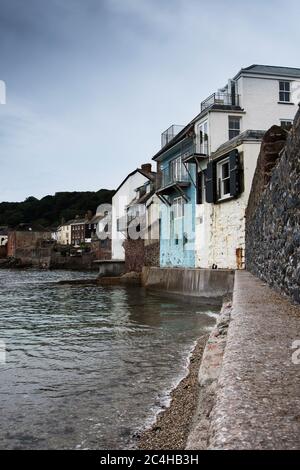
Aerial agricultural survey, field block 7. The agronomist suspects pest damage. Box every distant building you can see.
[124,176,160,271]
[7,227,52,267]
[56,222,72,245]
[70,218,86,246]
[111,164,156,260]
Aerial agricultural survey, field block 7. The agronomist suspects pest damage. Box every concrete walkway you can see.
[209,271,300,449]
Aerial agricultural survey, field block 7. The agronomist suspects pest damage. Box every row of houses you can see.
[56,211,105,246]
[55,209,111,260]
[2,64,299,272]
[109,64,300,271]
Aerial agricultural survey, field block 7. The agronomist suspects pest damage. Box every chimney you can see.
[141,163,152,173]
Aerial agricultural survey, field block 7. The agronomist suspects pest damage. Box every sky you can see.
[0,0,300,202]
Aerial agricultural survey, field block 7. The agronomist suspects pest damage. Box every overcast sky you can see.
[0,0,299,201]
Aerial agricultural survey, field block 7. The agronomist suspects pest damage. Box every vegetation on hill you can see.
[0,189,115,228]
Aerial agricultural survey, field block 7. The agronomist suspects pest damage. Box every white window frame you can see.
[217,157,231,201]
[171,157,188,181]
[228,116,241,140]
[280,119,293,130]
[173,196,184,219]
[279,81,291,103]
[198,120,209,154]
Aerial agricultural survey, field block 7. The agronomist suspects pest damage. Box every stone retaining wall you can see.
[246,107,300,303]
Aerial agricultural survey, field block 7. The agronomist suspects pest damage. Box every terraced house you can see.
[153,64,300,269]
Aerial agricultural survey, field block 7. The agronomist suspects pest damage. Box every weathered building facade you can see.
[153,127,197,268]
[7,229,53,267]
[154,64,300,269]
[124,176,160,271]
[111,164,156,261]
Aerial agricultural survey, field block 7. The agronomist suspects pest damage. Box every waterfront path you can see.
[209,271,300,449]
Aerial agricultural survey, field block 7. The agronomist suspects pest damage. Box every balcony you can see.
[201,93,240,112]
[161,124,185,148]
[182,142,209,164]
[157,161,190,199]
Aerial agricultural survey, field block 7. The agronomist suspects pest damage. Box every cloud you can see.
[0,0,299,201]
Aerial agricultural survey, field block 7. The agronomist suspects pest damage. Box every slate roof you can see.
[211,130,266,159]
[234,64,300,80]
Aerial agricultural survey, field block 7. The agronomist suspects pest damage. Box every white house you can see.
[111,164,156,260]
[193,64,300,156]
[56,222,72,245]
[194,65,300,269]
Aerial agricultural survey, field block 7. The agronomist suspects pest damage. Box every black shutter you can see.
[196,172,202,204]
[229,150,241,197]
[205,161,216,203]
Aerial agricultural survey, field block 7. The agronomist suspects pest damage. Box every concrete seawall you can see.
[142,267,234,303]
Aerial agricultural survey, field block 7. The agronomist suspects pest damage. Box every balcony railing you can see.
[201,93,240,112]
[161,124,185,148]
[185,141,209,158]
[160,164,190,189]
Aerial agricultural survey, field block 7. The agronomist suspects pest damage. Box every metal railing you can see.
[201,93,240,112]
[182,141,209,159]
[161,124,185,148]
[160,163,190,189]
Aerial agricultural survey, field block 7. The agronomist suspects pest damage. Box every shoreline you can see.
[136,333,209,450]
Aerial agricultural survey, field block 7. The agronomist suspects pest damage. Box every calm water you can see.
[0,269,218,450]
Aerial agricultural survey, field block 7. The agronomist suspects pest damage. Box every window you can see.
[228,116,241,140]
[171,157,188,181]
[198,120,209,154]
[280,120,293,131]
[173,197,184,219]
[279,81,291,102]
[217,158,231,199]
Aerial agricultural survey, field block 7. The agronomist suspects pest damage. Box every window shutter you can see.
[229,149,241,197]
[196,172,202,204]
[205,161,216,203]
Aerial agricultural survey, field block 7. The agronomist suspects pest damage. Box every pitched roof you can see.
[234,64,300,80]
[114,168,156,194]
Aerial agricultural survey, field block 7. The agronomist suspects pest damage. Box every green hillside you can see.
[0,189,115,228]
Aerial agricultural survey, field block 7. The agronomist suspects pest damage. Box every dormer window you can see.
[279,81,291,102]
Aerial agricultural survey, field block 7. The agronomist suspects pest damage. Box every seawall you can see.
[142,267,234,304]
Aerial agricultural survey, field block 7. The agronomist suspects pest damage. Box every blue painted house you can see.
[153,124,206,268]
